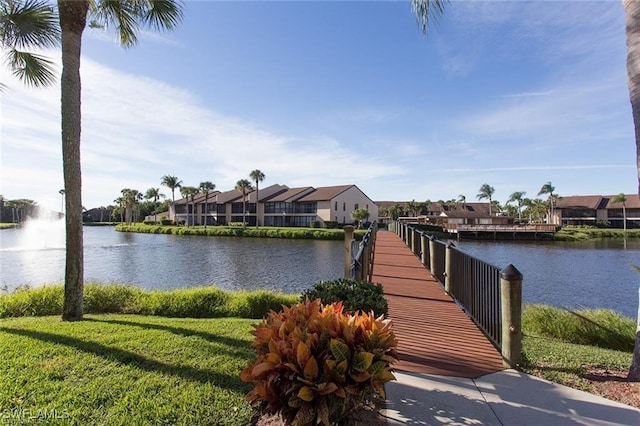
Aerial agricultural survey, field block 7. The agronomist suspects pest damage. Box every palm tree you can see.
[249,169,265,227]
[623,1,640,194]
[612,193,628,232]
[476,183,495,216]
[351,208,370,229]
[458,194,466,210]
[161,174,182,222]
[507,191,526,222]
[145,187,164,223]
[235,179,252,228]
[1,0,183,321]
[199,181,215,228]
[180,186,198,226]
[58,188,65,213]
[537,182,556,224]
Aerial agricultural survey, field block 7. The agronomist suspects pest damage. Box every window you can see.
[335,201,338,210]
[343,202,346,211]
[354,203,359,210]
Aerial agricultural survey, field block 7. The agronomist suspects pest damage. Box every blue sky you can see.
[1,0,636,212]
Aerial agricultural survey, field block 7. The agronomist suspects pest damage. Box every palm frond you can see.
[0,0,59,49]
[139,0,183,32]
[8,49,57,86]
[411,0,448,35]
[90,0,141,47]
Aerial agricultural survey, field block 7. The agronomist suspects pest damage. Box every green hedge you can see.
[115,224,367,240]
[0,284,298,319]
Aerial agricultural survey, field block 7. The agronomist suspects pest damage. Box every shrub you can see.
[161,219,172,225]
[323,221,339,229]
[522,304,636,352]
[301,279,388,318]
[240,299,397,425]
[0,285,63,317]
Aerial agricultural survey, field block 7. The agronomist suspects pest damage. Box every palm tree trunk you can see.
[624,0,640,193]
[58,0,88,321]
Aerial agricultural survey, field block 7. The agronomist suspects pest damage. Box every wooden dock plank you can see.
[372,231,504,378]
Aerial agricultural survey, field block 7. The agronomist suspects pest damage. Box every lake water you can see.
[1,222,639,319]
[0,220,344,295]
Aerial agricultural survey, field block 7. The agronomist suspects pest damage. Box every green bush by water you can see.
[522,304,636,352]
[301,278,388,318]
[0,284,298,319]
[115,224,367,240]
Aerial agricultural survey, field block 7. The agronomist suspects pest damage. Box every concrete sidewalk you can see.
[383,369,640,425]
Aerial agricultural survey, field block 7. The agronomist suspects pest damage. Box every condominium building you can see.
[170,184,378,227]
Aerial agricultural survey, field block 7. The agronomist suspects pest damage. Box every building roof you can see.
[604,194,640,209]
[264,186,315,202]
[298,185,355,202]
[555,195,608,210]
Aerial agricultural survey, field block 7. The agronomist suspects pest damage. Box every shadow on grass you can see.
[0,327,249,392]
[82,317,255,359]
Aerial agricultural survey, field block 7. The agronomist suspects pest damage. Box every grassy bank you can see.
[555,226,640,241]
[521,304,634,392]
[0,315,256,425]
[115,223,368,240]
[0,223,18,229]
[0,284,298,319]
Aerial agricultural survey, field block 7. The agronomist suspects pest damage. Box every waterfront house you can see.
[170,184,378,227]
[554,194,640,228]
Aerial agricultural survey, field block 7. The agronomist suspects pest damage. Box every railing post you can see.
[344,225,354,279]
[429,236,439,278]
[410,228,416,254]
[500,264,523,368]
[421,233,429,266]
[445,242,454,294]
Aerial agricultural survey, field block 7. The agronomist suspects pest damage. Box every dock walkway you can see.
[372,231,504,378]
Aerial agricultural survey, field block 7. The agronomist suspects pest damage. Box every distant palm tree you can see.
[507,191,526,222]
[235,179,252,228]
[161,175,182,221]
[199,181,216,228]
[180,186,198,226]
[58,189,65,213]
[351,208,370,229]
[145,187,164,223]
[458,194,466,210]
[537,182,556,224]
[249,170,265,227]
[476,184,495,216]
[612,193,628,232]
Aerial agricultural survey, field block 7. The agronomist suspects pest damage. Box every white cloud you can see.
[1,53,405,211]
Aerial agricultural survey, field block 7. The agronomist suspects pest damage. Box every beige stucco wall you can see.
[326,186,378,224]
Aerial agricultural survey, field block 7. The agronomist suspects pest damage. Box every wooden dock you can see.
[372,231,504,378]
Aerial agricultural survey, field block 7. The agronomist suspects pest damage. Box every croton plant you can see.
[240,298,398,425]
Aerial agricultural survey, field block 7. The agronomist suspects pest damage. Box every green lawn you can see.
[0,315,257,425]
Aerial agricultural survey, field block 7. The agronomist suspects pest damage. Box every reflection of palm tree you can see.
[249,170,265,227]
[235,179,252,228]
[476,183,495,216]
[612,193,628,232]
[199,181,215,228]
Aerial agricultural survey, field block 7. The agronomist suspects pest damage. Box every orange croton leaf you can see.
[251,361,276,379]
[303,356,319,381]
[350,371,372,383]
[265,352,281,365]
[317,398,330,426]
[297,386,315,402]
[297,341,310,368]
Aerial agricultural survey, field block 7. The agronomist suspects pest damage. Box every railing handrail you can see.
[344,221,378,281]
[391,220,522,368]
